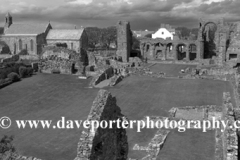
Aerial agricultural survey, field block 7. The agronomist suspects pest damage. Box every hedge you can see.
[7,72,20,82]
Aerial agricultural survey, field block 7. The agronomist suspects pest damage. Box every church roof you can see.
[4,23,50,35]
[46,29,84,40]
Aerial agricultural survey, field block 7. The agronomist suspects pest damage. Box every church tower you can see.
[5,12,12,29]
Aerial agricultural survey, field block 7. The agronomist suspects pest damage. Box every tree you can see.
[101,26,117,49]
[0,135,15,154]
[175,27,198,40]
[85,26,117,49]
[85,27,102,49]
[132,36,140,50]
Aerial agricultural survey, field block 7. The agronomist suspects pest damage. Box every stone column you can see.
[197,39,204,60]
[173,44,177,61]
[148,45,156,60]
[140,43,144,59]
[163,45,167,60]
[186,45,190,61]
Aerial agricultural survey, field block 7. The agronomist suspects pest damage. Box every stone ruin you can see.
[39,46,88,75]
[140,18,240,67]
[168,92,238,160]
[74,89,128,160]
[116,21,132,63]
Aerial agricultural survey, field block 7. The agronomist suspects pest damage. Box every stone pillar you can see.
[173,44,177,61]
[140,43,144,59]
[149,45,156,60]
[163,45,167,60]
[186,45,190,61]
[197,39,204,60]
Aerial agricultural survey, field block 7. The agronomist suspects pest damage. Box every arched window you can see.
[19,39,22,51]
[30,39,34,51]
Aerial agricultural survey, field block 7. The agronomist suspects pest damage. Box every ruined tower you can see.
[4,12,12,30]
[116,21,131,62]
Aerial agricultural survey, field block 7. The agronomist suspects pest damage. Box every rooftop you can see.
[4,23,51,35]
[46,29,84,40]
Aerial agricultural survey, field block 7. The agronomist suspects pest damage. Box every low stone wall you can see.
[0,152,42,160]
[19,55,39,61]
[74,89,128,160]
[222,92,238,160]
[109,75,123,86]
[169,105,222,121]
[93,67,114,86]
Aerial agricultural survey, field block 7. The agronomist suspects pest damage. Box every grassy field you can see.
[0,74,99,160]
[150,63,197,77]
[0,69,235,160]
[108,75,234,160]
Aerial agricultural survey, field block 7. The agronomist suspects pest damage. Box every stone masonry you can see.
[116,21,132,63]
[74,89,128,160]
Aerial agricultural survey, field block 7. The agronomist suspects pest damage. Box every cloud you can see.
[0,0,239,30]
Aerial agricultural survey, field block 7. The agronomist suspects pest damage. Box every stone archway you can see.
[176,43,187,61]
[155,43,166,60]
[202,22,218,59]
[189,44,197,61]
[166,43,174,60]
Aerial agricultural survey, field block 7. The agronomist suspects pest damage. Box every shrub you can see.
[0,78,12,88]
[26,67,34,76]
[19,66,27,78]
[0,135,15,154]
[18,49,28,55]
[7,72,20,82]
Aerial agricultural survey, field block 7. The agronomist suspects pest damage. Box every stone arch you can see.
[166,43,174,60]
[176,43,187,61]
[198,19,224,59]
[189,43,197,61]
[155,42,166,60]
[145,43,151,52]
[202,22,218,59]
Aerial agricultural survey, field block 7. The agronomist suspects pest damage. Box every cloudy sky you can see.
[0,0,239,30]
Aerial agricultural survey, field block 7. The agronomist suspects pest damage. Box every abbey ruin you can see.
[1,14,240,160]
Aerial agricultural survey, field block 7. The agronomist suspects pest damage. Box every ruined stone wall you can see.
[74,89,128,160]
[222,92,238,160]
[116,21,131,62]
[46,40,81,53]
[93,67,114,85]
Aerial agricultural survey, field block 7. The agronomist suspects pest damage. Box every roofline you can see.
[46,38,81,41]
[2,34,38,36]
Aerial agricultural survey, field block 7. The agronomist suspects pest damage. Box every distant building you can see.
[0,12,52,55]
[0,12,89,56]
[152,24,176,40]
[46,29,88,52]
[132,30,154,38]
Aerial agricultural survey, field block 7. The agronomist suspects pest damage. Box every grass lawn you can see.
[150,63,197,77]
[107,75,234,160]
[0,73,100,160]
[0,71,235,160]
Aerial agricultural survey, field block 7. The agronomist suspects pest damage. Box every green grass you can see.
[0,70,235,160]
